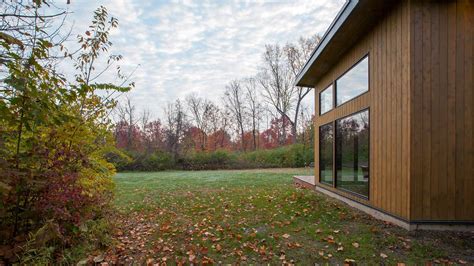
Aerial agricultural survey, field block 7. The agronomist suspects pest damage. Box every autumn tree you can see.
[259,36,319,145]
[258,44,293,145]
[0,2,133,261]
[164,99,188,160]
[223,80,247,151]
[284,35,320,142]
[186,94,214,151]
[115,97,140,151]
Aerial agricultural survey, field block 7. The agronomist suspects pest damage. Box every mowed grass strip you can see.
[109,169,473,265]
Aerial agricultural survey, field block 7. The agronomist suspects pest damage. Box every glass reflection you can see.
[319,123,333,185]
[335,110,369,197]
[336,57,369,106]
[320,85,333,114]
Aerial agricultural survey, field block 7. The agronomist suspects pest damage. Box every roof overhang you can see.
[295,0,395,88]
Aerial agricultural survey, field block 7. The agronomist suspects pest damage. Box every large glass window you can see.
[319,85,333,115]
[319,123,334,185]
[335,110,369,197]
[336,56,369,106]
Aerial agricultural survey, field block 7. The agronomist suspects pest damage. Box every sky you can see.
[57,0,346,119]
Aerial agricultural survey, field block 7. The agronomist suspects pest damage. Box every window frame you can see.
[335,54,370,107]
[334,108,370,199]
[319,122,335,186]
[319,84,334,115]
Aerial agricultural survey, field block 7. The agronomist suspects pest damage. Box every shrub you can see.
[103,147,132,171]
[113,144,314,171]
[183,150,235,170]
[141,151,174,171]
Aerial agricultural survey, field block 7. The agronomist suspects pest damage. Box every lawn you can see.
[95,168,472,264]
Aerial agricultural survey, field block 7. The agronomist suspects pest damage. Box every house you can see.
[295,0,473,230]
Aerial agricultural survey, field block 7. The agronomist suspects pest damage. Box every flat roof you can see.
[295,0,394,88]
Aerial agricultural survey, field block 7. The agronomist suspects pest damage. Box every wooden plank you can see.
[455,0,465,220]
[421,1,432,219]
[403,0,411,219]
[462,0,473,219]
[445,0,457,220]
[438,0,450,219]
[430,2,440,220]
[410,1,424,220]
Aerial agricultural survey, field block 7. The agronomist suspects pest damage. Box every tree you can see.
[164,99,188,160]
[259,36,320,145]
[284,35,320,143]
[116,97,139,151]
[0,3,132,260]
[244,77,263,150]
[186,94,213,151]
[223,80,246,151]
[258,44,294,145]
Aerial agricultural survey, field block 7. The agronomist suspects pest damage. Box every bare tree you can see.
[116,97,138,150]
[223,80,246,151]
[258,44,294,145]
[259,36,320,145]
[164,99,187,160]
[244,77,263,150]
[185,94,213,151]
[140,108,151,131]
[284,35,320,142]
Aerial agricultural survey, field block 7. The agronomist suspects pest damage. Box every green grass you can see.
[105,168,472,264]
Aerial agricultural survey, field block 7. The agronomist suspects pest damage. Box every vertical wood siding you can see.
[313,0,473,222]
[410,0,474,221]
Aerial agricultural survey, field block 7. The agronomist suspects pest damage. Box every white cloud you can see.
[58,0,345,119]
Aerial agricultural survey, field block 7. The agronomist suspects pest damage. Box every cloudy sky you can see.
[58,0,345,119]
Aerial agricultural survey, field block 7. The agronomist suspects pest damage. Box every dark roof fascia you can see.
[295,0,359,87]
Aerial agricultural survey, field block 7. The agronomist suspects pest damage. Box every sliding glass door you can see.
[319,109,370,198]
[335,110,369,197]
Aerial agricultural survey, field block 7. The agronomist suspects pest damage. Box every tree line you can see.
[112,35,320,169]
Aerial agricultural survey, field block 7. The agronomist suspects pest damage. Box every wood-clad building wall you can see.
[313,0,473,223]
[410,0,473,222]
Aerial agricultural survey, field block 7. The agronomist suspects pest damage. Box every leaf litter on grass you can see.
[84,170,474,265]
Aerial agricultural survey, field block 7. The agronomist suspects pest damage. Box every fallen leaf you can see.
[352,242,360,248]
[282,233,290,239]
[146,258,154,266]
[337,246,344,251]
[216,244,222,252]
[380,253,388,259]
[93,255,104,263]
[344,258,356,265]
